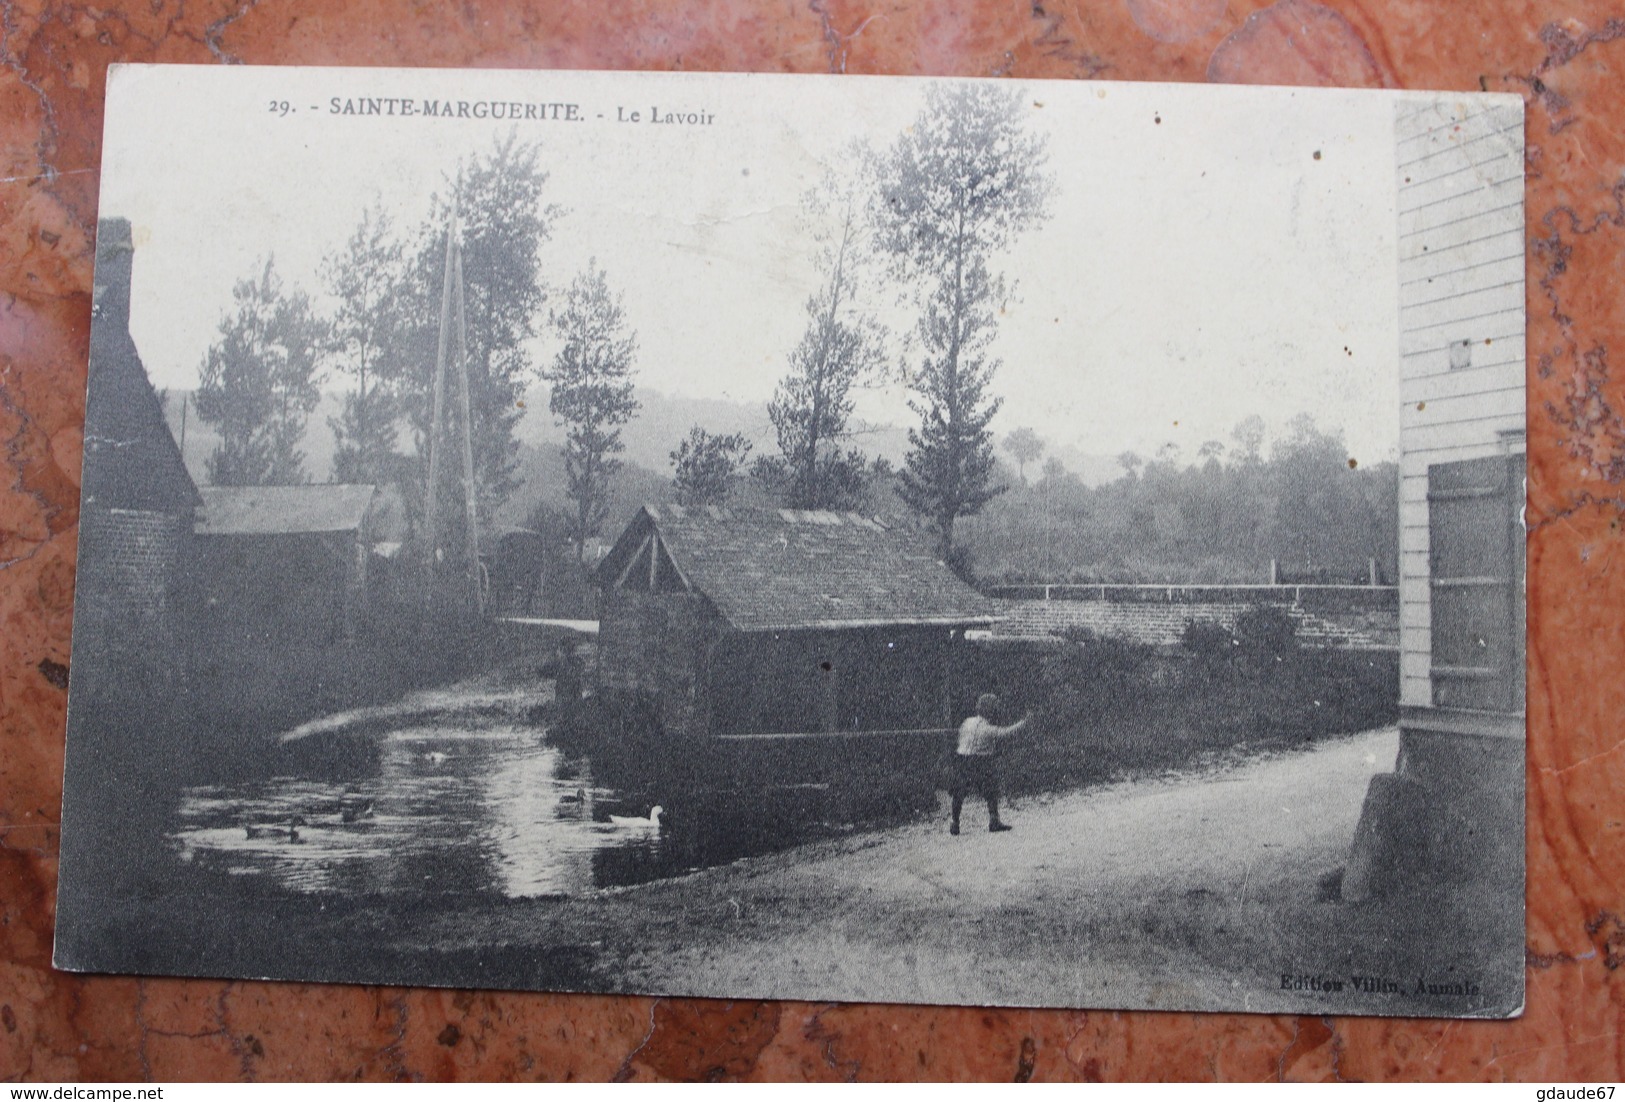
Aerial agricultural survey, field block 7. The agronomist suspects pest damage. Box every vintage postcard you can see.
[55,64,1526,1017]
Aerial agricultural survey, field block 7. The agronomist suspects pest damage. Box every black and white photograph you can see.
[55,64,1526,1017]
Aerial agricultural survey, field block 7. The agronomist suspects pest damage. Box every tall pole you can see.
[1043,475,1051,579]
[452,243,482,615]
[424,201,458,604]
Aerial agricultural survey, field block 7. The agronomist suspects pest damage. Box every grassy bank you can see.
[966,609,1399,798]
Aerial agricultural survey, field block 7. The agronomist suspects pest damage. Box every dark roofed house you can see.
[74,218,202,674]
[83,219,200,517]
[190,483,377,645]
[595,505,996,741]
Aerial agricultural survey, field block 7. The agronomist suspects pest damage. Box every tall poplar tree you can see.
[324,205,408,486]
[195,257,327,486]
[540,260,640,563]
[756,161,888,511]
[399,134,560,528]
[875,83,1051,557]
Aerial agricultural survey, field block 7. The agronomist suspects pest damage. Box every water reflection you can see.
[171,725,678,899]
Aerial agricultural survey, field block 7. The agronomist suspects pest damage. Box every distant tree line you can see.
[962,413,1398,585]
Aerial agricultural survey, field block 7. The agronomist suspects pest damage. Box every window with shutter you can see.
[1427,453,1525,713]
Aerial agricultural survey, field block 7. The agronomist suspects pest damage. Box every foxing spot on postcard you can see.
[55,64,1527,1017]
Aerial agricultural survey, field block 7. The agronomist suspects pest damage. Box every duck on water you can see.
[244,815,307,842]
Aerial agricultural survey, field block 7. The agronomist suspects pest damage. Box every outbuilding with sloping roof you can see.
[594,504,995,740]
[189,483,378,647]
[194,484,377,538]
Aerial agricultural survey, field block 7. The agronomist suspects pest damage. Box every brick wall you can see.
[76,506,190,628]
[71,506,191,704]
[991,589,1399,651]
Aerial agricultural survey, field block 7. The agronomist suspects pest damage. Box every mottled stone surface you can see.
[2,0,1622,1082]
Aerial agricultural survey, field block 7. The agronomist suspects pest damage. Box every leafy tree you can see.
[752,446,871,512]
[400,134,561,526]
[324,205,409,486]
[540,260,640,563]
[875,83,1052,557]
[1231,414,1267,465]
[195,257,326,486]
[1003,426,1044,484]
[670,427,752,507]
[759,159,888,510]
[1270,414,1352,573]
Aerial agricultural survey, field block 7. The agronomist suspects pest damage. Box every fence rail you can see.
[986,583,1399,604]
[715,727,955,743]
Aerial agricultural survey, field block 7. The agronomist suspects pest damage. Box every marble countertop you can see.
[2,0,1621,1082]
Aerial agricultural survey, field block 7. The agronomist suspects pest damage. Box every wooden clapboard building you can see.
[1346,97,1526,899]
[594,505,996,742]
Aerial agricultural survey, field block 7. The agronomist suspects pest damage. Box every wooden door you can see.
[1427,453,1526,713]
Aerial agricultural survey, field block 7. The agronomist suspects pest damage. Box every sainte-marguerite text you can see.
[329,97,582,121]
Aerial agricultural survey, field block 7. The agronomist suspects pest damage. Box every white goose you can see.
[607,805,664,830]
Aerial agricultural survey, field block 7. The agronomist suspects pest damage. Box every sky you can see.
[100,64,1434,466]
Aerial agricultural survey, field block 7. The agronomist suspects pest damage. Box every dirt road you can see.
[415,727,1523,1016]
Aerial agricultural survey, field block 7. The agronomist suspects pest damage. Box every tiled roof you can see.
[599,504,996,633]
[196,484,376,536]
